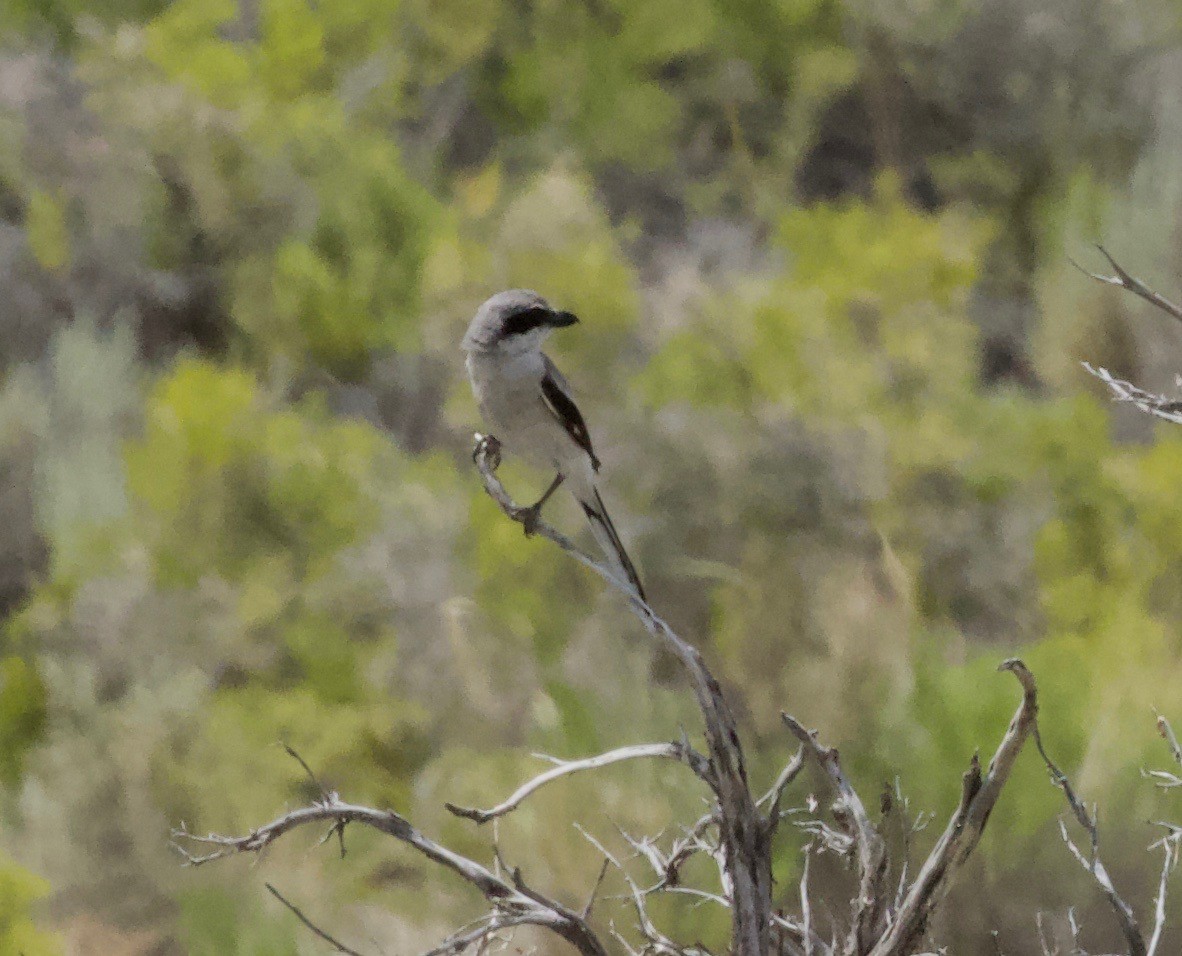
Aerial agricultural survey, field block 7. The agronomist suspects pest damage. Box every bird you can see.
[463,289,646,602]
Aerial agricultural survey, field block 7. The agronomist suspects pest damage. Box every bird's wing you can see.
[540,355,600,471]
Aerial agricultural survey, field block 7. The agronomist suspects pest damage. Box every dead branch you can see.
[780,716,888,953]
[1030,714,1148,956]
[761,746,806,840]
[473,433,772,955]
[867,658,1040,956]
[1145,714,1182,956]
[1076,247,1182,426]
[1081,364,1182,425]
[650,813,719,891]
[576,824,715,956]
[172,792,608,956]
[1146,836,1178,956]
[265,883,370,956]
[176,430,1141,956]
[1072,246,1182,325]
[445,741,709,825]
[1157,714,1182,770]
[474,438,1061,955]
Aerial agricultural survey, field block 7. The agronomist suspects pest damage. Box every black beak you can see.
[549,310,579,327]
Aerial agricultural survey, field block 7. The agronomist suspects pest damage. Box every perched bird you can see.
[463,289,645,601]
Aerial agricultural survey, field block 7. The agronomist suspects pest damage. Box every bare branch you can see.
[800,848,815,956]
[1033,719,1147,956]
[582,858,612,920]
[655,813,718,890]
[173,795,608,956]
[1081,364,1182,425]
[281,744,348,858]
[266,883,370,956]
[1157,714,1182,769]
[761,746,806,839]
[282,743,331,800]
[1035,911,1056,956]
[446,742,707,824]
[575,825,713,956]
[1146,835,1178,956]
[780,715,887,953]
[473,434,772,955]
[1072,246,1182,325]
[1075,246,1182,427]
[1143,768,1182,790]
[420,916,519,956]
[868,659,1040,956]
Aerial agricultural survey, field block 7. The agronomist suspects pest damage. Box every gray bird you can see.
[463,290,645,601]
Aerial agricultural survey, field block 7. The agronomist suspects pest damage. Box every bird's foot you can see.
[472,433,502,471]
[511,502,544,537]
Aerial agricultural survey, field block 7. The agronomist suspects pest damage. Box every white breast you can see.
[466,350,574,471]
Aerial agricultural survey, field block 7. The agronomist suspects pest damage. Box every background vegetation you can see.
[1,0,1181,952]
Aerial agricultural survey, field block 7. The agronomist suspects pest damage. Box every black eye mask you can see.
[502,306,553,337]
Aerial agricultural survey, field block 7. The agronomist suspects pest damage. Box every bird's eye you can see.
[502,307,551,336]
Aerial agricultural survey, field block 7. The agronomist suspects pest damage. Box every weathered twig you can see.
[761,746,806,839]
[1081,364,1182,425]
[652,812,719,891]
[867,659,1040,956]
[800,847,816,956]
[445,741,709,824]
[173,794,608,956]
[1157,713,1182,769]
[780,716,887,954]
[473,434,772,955]
[1146,835,1178,956]
[1072,246,1182,325]
[1076,246,1182,426]
[420,916,517,956]
[575,824,713,956]
[1145,713,1182,956]
[265,883,370,956]
[1032,712,1147,956]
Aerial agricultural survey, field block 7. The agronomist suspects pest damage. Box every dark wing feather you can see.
[540,357,600,471]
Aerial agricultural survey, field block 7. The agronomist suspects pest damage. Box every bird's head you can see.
[462,289,579,355]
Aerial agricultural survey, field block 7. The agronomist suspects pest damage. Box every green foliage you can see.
[24,189,71,273]
[0,0,167,47]
[127,0,439,375]
[179,885,298,956]
[125,360,387,585]
[0,656,47,787]
[638,182,987,438]
[162,683,428,831]
[466,483,590,668]
[231,115,436,373]
[0,859,58,956]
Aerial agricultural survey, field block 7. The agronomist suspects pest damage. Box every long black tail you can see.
[578,487,646,602]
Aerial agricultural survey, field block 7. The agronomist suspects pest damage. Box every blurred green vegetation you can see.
[1,0,1181,953]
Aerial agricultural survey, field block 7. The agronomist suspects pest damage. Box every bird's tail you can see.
[576,486,646,603]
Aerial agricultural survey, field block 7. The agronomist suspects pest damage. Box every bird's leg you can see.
[513,473,564,537]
